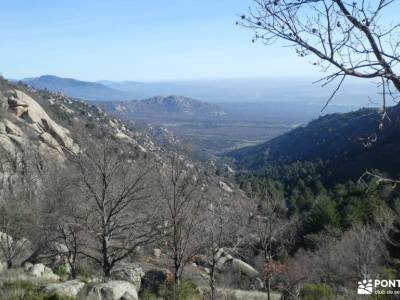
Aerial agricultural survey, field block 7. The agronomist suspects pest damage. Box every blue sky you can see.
[0,0,398,82]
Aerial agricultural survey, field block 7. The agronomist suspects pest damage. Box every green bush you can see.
[140,280,201,300]
[140,290,158,300]
[53,265,68,277]
[0,280,75,300]
[301,283,334,300]
[75,265,91,279]
[85,122,96,129]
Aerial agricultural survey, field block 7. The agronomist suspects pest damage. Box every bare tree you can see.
[249,187,297,300]
[0,144,51,266]
[202,193,246,300]
[301,224,386,296]
[239,0,400,118]
[159,153,205,300]
[0,201,31,268]
[43,172,87,279]
[70,137,161,278]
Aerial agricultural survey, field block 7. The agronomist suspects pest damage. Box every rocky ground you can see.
[0,247,278,300]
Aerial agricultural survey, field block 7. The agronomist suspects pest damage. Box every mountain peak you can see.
[99,95,226,119]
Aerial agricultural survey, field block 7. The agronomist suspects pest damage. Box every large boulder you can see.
[27,263,60,281]
[218,180,233,193]
[42,280,85,298]
[231,259,259,278]
[120,291,137,300]
[215,248,233,271]
[86,280,138,300]
[28,263,45,277]
[111,263,144,290]
[153,248,161,258]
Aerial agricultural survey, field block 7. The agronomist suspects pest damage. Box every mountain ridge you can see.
[227,105,400,180]
[22,75,131,101]
[96,95,226,120]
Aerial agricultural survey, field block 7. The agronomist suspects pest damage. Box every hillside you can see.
[97,96,226,120]
[228,105,400,180]
[22,75,131,101]
[0,77,187,200]
[1,77,269,299]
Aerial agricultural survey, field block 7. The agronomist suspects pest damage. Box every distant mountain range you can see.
[96,96,226,120]
[20,75,380,107]
[227,105,400,180]
[22,75,131,101]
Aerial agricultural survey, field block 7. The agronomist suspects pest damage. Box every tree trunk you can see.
[210,271,216,300]
[70,267,77,280]
[102,235,111,279]
[267,277,271,300]
[173,275,180,300]
[209,258,216,300]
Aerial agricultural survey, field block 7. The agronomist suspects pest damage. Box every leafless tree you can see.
[0,144,51,266]
[159,153,205,300]
[69,137,161,278]
[0,201,31,268]
[249,187,297,300]
[43,172,87,279]
[202,193,248,300]
[303,224,386,296]
[239,0,400,120]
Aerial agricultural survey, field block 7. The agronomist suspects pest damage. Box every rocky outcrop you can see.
[215,248,233,271]
[86,280,138,300]
[219,181,234,193]
[42,280,85,298]
[0,89,79,170]
[0,87,80,201]
[7,90,78,153]
[111,263,144,290]
[7,95,28,117]
[26,263,59,281]
[231,258,259,278]
[4,120,23,136]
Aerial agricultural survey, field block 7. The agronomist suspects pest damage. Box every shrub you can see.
[0,280,75,300]
[140,279,201,300]
[301,283,334,300]
[75,265,91,280]
[85,122,96,129]
[140,290,157,300]
[53,265,68,277]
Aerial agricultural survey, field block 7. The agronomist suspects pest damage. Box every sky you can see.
[0,0,398,82]
[0,0,316,81]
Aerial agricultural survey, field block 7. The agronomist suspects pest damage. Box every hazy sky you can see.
[0,0,398,81]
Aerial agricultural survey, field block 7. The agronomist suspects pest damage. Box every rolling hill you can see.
[228,105,400,180]
[96,95,226,120]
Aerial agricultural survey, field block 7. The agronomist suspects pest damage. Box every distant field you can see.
[168,120,291,153]
[117,102,359,154]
